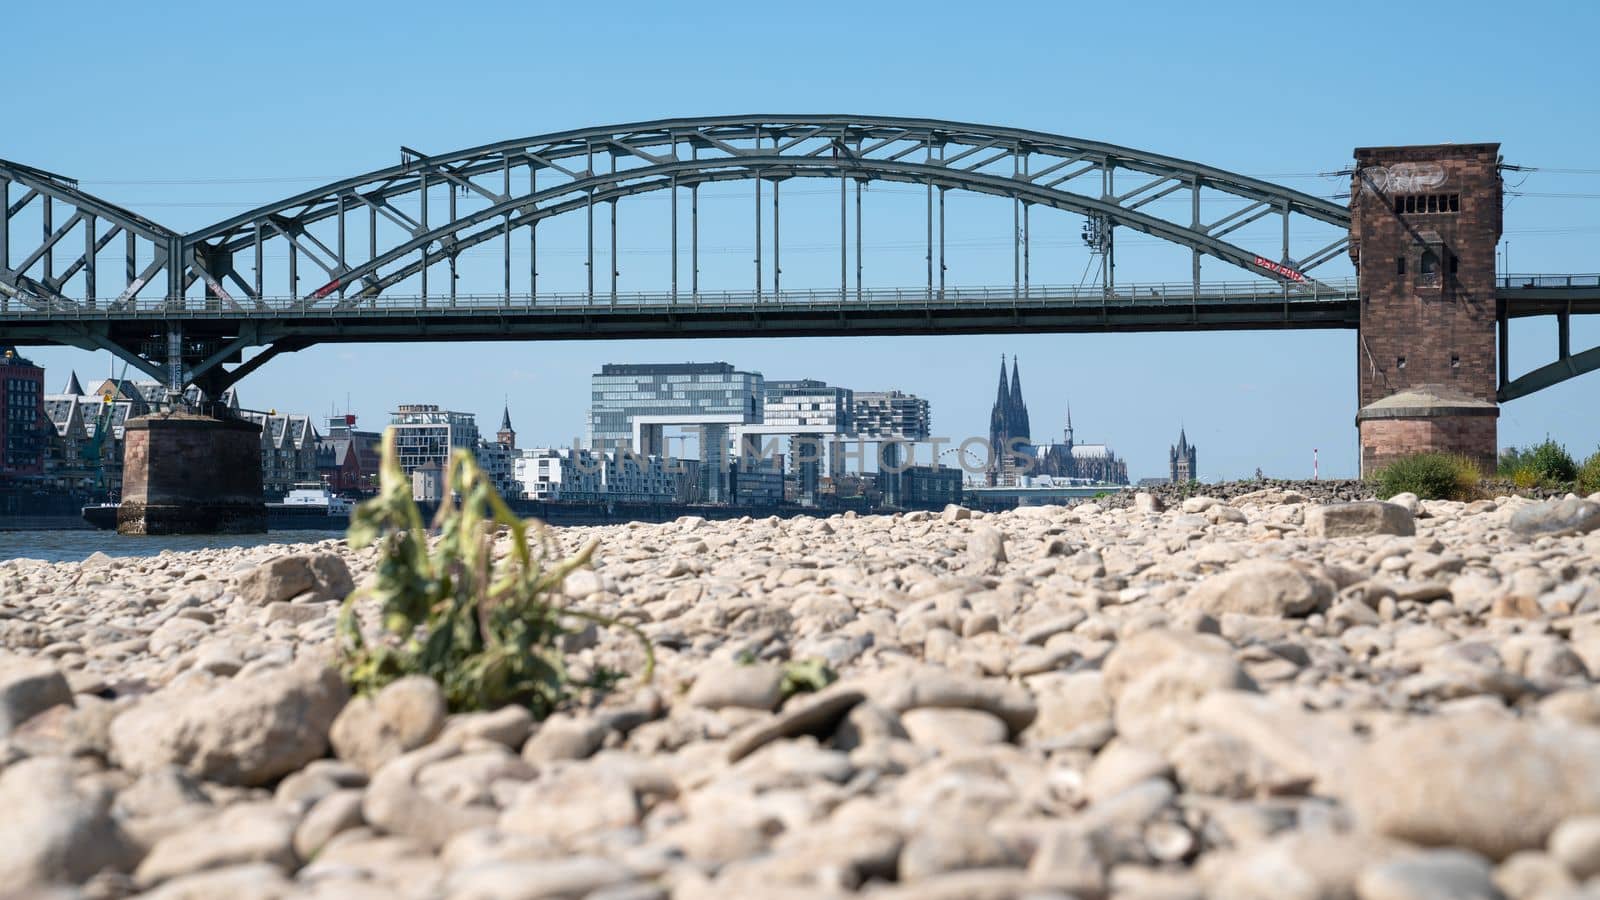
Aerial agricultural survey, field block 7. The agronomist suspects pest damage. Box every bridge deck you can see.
[2,276,1595,347]
[1,279,1363,345]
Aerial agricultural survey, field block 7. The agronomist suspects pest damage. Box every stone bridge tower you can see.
[1350,143,1502,475]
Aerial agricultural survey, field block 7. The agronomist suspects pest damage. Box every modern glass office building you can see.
[589,363,763,451]
[587,363,763,502]
[762,379,853,433]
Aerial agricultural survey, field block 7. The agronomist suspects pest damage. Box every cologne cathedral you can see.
[987,355,1129,487]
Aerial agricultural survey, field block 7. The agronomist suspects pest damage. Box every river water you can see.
[0,530,347,565]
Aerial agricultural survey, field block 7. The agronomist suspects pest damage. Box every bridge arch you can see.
[170,116,1353,308]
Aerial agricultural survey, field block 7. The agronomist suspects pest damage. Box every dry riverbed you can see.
[4,488,1600,899]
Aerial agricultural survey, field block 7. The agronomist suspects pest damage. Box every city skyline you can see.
[7,1,1598,480]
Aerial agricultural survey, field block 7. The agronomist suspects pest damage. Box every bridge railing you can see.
[0,277,1361,319]
[1498,273,1600,289]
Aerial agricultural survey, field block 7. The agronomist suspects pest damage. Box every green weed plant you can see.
[338,430,652,715]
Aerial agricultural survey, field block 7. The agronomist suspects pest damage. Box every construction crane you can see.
[81,360,128,495]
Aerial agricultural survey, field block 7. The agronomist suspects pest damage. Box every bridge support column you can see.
[1350,143,1502,475]
[117,413,265,534]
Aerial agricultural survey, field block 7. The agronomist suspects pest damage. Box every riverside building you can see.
[512,447,695,503]
[850,389,931,506]
[742,379,854,506]
[0,347,45,482]
[587,363,763,503]
[389,405,481,476]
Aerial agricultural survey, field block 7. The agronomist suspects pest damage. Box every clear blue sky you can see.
[7,0,1598,480]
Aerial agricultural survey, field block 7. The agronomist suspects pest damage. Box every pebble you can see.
[0,483,1594,896]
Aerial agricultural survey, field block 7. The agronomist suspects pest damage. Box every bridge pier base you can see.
[1356,385,1498,475]
[117,413,265,535]
[1350,143,1503,476]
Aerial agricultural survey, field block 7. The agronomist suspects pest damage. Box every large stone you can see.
[1025,672,1112,748]
[233,553,354,605]
[1306,501,1416,538]
[135,863,296,900]
[686,660,785,711]
[443,857,635,900]
[1102,629,1255,750]
[499,770,642,844]
[0,654,72,735]
[294,788,366,860]
[363,743,497,850]
[1355,849,1502,900]
[0,757,139,887]
[136,802,297,885]
[966,526,1008,572]
[725,684,866,762]
[877,670,1036,735]
[1193,690,1359,793]
[520,713,610,764]
[1548,815,1600,879]
[330,675,447,773]
[1493,851,1576,899]
[897,822,1023,882]
[1207,832,1405,900]
[900,707,1009,754]
[1510,498,1600,539]
[1085,739,1172,802]
[110,660,349,786]
[438,705,533,750]
[1347,716,1600,859]
[1183,560,1335,617]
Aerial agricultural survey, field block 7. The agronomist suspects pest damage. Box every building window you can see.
[1397,256,1406,275]
[1449,254,1459,274]
[1451,353,1461,370]
[1397,357,1407,370]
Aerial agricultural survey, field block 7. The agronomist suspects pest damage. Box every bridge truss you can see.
[1,116,1594,401]
[0,116,1355,395]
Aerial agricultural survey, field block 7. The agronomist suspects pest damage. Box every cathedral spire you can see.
[1009,356,1030,442]
[994,354,1010,407]
[1065,403,1074,445]
[65,370,84,396]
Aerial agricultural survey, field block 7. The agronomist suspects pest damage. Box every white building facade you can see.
[513,447,694,503]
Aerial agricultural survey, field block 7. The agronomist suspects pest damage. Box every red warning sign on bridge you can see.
[1253,256,1307,283]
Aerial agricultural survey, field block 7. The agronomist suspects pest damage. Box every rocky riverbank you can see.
[3,490,1600,899]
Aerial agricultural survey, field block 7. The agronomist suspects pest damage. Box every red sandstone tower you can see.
[1350,144,1503,474]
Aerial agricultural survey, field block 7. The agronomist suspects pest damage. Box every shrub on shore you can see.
[1372,453,1481,501]
[1579,449,1600,496]
[1503,439,1578,489]
[338,430,652,715]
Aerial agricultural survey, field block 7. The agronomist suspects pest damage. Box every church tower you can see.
[1170,427,1197,483]
[497,405,516,450]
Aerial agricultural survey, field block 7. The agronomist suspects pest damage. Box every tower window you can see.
[1394,194,1461,215]
[1397,256,1407,275]
[1397,357,1407,370]
[1421,249,1439,277]
[1451,354,1461,369]
[1449,254,1459,274]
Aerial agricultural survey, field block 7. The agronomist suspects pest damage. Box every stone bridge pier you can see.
[1351,143,1503,475]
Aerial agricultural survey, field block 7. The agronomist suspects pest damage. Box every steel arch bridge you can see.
[1,115,1596,399]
